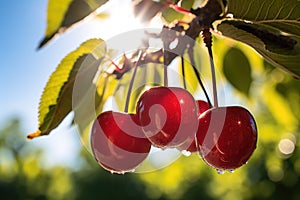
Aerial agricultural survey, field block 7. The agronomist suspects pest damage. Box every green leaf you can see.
[226,0,300,37]
[74,74,118,152]
[181,0,196,10]
[223,47,252,96]
[162,7,185,24]
[217,21,300,79]
[28,39,106,139]
[39,0,109,48]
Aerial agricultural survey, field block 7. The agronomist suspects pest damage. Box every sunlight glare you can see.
[85,0,162,40]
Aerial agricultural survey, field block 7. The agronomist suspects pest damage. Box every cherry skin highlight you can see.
[91,111,151,174]
[177,100,210,153]
[136,86,198,148]
[196,106,257,170]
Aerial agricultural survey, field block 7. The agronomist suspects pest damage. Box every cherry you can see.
[196,100,211,116]
[196,106,257,170]
[136,86,198,148]
[91,111,151,173]
[177,100,210,153]
[177,139,198,154]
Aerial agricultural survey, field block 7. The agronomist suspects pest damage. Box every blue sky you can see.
[0,0,47,127]
[0,0,88,167]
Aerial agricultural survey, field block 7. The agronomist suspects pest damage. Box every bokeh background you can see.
[1,0,300,199]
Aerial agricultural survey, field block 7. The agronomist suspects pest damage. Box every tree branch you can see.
[112,0,223,79]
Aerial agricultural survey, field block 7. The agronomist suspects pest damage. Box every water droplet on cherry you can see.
[216,169,225,174]
[181,150,192,157]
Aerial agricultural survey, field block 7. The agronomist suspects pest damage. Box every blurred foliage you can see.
[3,25,300,200]
[0,118,73,200]
[0,118,149,200]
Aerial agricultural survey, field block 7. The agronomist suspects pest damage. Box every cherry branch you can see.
[111,0,223,79]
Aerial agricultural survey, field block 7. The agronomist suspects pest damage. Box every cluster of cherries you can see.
[90,86,257,174]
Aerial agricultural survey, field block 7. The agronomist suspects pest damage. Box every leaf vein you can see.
[283,3,299,20]
[256,19,300,24]
[273,1,285,20]
[255,1,267,21]
[239,1,249,18]
[241,0,255,19]
[264,0,275,20]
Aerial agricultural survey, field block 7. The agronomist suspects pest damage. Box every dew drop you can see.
[228,169,235,173]
[161,146,167,151]
[216,169,225,174]
[109,170,115,174]
[182,150,191,157]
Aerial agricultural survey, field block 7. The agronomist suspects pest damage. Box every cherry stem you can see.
[202,28,218,108]
[181,56,187,89]
[110,59,122,71]
[164,0,192,15]
[208,48,218,107]
[124,51,143,113]
[187,47,212,107]
[163,50,168,87]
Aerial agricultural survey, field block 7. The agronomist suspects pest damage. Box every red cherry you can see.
[177,100,210,153]
[136,86,198,148]
[91,111,151,173]
[196,106,257,170]
[197,100,211,116]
